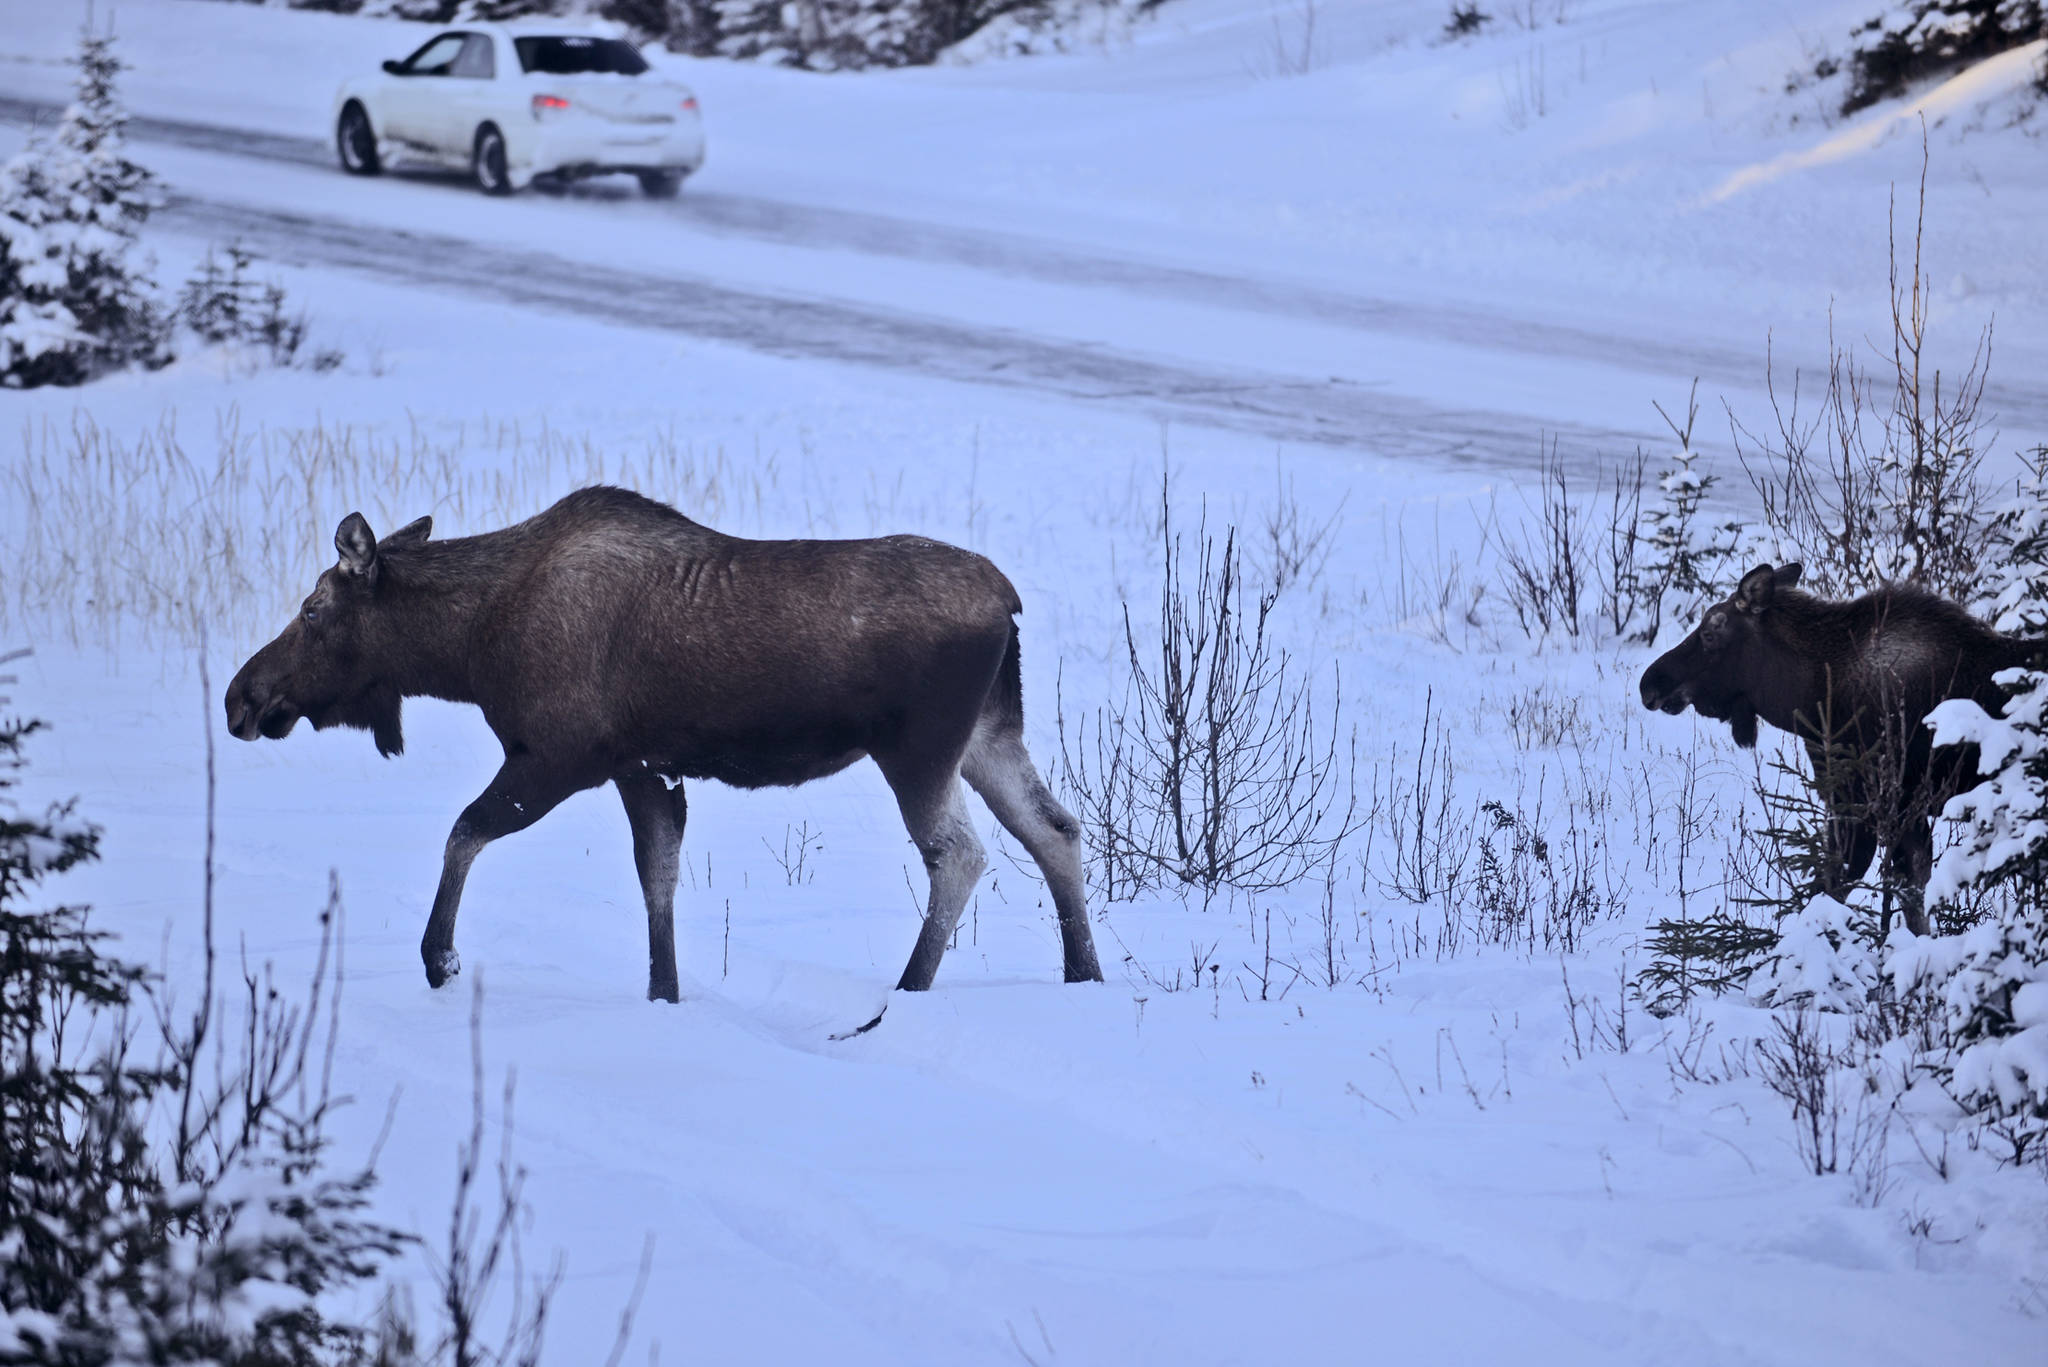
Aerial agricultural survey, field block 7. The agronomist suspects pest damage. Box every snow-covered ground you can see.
[3,0,2046,1360]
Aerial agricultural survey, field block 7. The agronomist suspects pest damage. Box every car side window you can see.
[401,34,466,76]
[450,34,495,80]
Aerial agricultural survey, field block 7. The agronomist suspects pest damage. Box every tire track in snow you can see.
[0,93,1771,393]
[154,191,1652,469]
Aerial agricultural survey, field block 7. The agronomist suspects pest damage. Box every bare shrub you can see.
[1469,793,1609,954]
[1496,683,1590,750]
[1759,1008,1847,1175]
[1502,0,1570,27]
[1596,447,1649,639]
[1119,937,1223,997]
[1732,147,1994,606]
[1059,484,1366,899]
[1374,688,1472,904]
[1756,1008,1892,1190]
[1560,958,1640,1059]
[1379,515,1485,649]
[1247,0,1323,78]
[1490,439,1590,640]
[1300,864,1353,989]
[1259,456,1345,598]
[1240,906,1304,1002]
[765,819,825,886]
[429,983,561,1367]
[1498,46,1550,130]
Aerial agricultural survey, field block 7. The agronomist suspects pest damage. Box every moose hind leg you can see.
[618,772,687,1003]
[963,727,1102,984]
[421,757,578,989]
[887,770,986,992]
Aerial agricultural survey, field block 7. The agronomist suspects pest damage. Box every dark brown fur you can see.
[1639,563,2039,935]
[226,486,1104,1001]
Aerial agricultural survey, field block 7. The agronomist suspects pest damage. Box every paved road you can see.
[156,192,1654,467]
[11,96,2038,473]
[0,94,1764,393]
[0,94,1672,468]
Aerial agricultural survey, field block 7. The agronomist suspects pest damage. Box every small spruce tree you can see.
[0,708,410,1361]
[1631,383,1747,644]
[1896,447,2048,1164]
[0,21,166,388]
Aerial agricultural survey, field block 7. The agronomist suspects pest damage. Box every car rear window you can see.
[514,36,649,76]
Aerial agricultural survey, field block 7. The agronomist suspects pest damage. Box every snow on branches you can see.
[1902,449,2048,1160]
[0,21,165,387]
[1,711,411,1363]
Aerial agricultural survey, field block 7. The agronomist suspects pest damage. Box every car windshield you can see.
[514,36,649,76]
[399,33,466,75]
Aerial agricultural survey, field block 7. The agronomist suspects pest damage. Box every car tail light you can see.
[531,94,571,118]
[681,97,698,111]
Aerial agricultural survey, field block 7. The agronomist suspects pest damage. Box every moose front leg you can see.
[420,758,576,989]
[616,771,687,1004]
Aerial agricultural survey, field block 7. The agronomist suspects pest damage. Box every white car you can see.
[332,25,705,197]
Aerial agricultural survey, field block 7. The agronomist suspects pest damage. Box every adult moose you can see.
[1639,562,2040,935]
[225,486,1103,1004]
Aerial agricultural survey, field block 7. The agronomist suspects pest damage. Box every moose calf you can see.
[1639,562,2039,935]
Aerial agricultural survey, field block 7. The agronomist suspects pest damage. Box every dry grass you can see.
[2,409,779,650]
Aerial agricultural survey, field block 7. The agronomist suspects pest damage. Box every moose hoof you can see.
[647,979,681,1005]
[424,949,461,989]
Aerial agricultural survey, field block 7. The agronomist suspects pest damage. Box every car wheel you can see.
[473,125,512,196]
[336,103,380,176]
[637,169,685,200]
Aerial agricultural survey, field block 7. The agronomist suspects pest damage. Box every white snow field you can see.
[3,0,2047,1361]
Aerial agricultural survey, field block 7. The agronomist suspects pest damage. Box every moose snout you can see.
[225,668,296,742]
[224,677,263,742]
[1639,666,1685,714]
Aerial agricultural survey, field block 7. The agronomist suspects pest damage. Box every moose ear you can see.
[1735,563,1778,612]
[335,512,379,578]
[383,515,433,550]
[1773,563,1803,591]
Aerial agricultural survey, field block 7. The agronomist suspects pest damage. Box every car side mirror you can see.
[382,59,405,75]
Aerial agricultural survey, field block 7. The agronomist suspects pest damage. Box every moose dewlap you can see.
[224,485,1103,1003]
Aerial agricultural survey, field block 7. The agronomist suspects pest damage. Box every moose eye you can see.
[302,606,319,624]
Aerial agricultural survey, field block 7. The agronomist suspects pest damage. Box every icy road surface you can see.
[1,92,1676,468]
